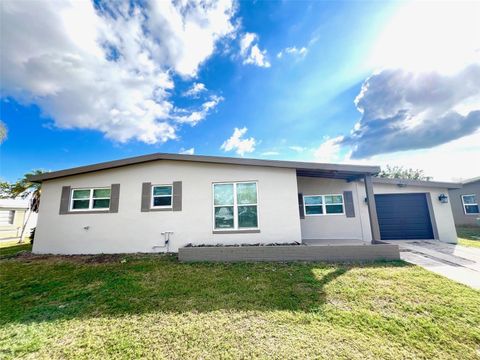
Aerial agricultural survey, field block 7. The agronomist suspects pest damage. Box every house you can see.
[0,198,37,241]
[27,153,460,255]
[449,177,480,226]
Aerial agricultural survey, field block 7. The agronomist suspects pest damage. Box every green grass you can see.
[1,254,479,359]
[457,226,480,248]
[0,240,32,257]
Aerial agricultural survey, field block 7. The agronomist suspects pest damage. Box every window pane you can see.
[214,184,234,205]
[93,199,110,209]
[326,204,344,214]
[72,199,89,209]
[93,188,111,198]
[238,206,258,228]
[73,189,90,199]
[306,205,323,215]
[153,196,172,207]
[465,205,479,214]
[325,195,343,204]
[463,195,477,205]
[153,186,172,196]
[237,183,257,204]
[215,206,234,228]
[304,196,322,205]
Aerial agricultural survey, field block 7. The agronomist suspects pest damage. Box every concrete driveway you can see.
[386,240,480,289]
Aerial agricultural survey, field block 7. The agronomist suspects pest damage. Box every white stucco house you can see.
[28,153,460,255]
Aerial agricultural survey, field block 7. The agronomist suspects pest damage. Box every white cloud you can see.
[183,83,207,98]
[289,146,306,153]
[174,95,224,125]
[313,136,344,163]
[329,1,480,164]
[347,131,480,182]
[179,147,195,155]
[0,0,236,144]
[239,32,270,68]
[260,151,280,156]
[277,46,308,59]
[221,127,256,156]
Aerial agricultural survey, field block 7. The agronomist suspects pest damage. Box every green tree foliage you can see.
[377,165,431,181]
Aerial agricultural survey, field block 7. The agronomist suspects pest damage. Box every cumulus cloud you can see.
[183,83,207,98]
[277,46,308,59]
[221,127,256,156]
[339,65,480,158]
[174,95,224,125]
[240,33,270,68]
[313,136,344,163]
[179,147,195,155]
[0,0,235,144]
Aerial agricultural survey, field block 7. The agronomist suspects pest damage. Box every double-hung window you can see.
[462,194,479,214]
[304,194,344,216]
[151,185,173,209]
[213,182,258,230]
[71,188,111,211]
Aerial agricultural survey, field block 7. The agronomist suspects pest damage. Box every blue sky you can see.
[1,0,479,182]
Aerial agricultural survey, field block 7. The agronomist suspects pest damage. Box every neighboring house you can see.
[28,153,460,255]
[449,176,480,226]
[0,198,37,241]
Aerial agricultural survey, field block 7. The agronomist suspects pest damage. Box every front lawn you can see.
[1,254,479,359]
[457,226,480,248]
[0,240,32,257]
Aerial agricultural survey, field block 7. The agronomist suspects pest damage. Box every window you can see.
[462,194,479,214]
[70,188,111,211]
[213,182,258,230]
[304,194,344,216]
[151,185,172,208]
[0,210,14,225]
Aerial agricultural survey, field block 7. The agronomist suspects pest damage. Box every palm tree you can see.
[8,170,46,243]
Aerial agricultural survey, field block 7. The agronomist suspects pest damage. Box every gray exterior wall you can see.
[449,180,480,226]
[179,244,400,262]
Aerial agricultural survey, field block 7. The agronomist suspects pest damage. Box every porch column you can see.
[364,175,381,244]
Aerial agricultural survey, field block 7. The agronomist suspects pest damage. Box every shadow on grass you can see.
[0,254,411,326]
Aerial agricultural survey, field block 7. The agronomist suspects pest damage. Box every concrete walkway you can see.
[386,240,480,289]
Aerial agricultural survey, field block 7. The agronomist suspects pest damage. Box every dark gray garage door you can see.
[375,193,434,240]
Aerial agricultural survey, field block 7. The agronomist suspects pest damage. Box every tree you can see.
[377,165,431,181]
[3,170,47,243]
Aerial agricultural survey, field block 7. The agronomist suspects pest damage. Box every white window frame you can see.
[151,184,173,209]
[212,181,259,231]
[462,194,479,215]
[70,187,111,212]
[303,194,345,216]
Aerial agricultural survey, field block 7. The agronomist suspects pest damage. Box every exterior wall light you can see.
[438,194,448,203]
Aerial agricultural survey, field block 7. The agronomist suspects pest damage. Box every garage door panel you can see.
[375,193,434,240]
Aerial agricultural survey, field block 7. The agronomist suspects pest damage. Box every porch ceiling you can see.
[296,169,366,181]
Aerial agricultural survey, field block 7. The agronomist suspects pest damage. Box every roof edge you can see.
[27,153,381,182]
[371,177,462,189]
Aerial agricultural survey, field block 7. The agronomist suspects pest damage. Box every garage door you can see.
[375,193,434,240]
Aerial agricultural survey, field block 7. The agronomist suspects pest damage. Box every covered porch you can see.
[294,163,382,245]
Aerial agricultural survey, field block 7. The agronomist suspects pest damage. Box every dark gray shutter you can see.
[141,182,151,212]
[343,191,355,218]
[109,184,120,213]
[298,193,305,219]
[172,181,182,211]
[59,186,71,214]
